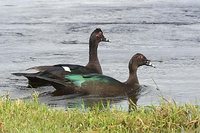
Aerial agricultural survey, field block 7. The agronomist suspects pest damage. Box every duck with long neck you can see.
[124,53,154,109]
[85,28,108,74]
[38,53,154,105]
[125,54,147,89]
[12,28,109,89]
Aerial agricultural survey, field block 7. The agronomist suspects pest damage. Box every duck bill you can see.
[146,60,156,68]
[101,35,109,42]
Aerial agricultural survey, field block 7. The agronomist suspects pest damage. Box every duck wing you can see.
[33,74,125,96]
[64,74,120,87]
[12,64,96,88]
[64,74,126,96]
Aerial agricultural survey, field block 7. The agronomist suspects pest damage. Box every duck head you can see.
[129,53,155,72]
[89,28,109,45]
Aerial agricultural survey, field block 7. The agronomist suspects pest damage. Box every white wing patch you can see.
[62,66,71,72]
[25,69,40,73]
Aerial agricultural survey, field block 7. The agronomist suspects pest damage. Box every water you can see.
[1,0,200,109]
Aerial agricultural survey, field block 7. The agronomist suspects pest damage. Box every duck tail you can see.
[12,72,37,77]
[12,73,50,88]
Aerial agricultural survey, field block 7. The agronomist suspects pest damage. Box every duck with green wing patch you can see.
[38,53,155,104]
[12,28,109,88]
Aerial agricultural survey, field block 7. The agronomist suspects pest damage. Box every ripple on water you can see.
[1,0,200,109]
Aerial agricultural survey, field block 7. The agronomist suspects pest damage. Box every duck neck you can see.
[125,66,139,87]
[86,40,102,74]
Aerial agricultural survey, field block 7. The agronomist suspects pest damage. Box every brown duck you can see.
[12,28,109,88]
[36,53,154,101]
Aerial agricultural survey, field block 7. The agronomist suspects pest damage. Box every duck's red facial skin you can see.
[129,53,154,68]
[96,31,108,42]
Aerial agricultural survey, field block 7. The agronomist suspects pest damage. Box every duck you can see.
[36,53,155,103]
[12,28,109,88]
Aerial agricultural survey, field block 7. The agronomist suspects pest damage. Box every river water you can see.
[1,0,200,109]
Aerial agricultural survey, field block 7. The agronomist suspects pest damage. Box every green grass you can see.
[0,94,200,133]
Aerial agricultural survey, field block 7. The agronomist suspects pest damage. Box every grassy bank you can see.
[0,95,200,133]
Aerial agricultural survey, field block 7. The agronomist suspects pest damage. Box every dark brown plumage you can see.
[36,53,154,105]
[12,28,109,88]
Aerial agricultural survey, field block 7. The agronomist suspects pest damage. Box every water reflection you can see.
[33,85,152,110]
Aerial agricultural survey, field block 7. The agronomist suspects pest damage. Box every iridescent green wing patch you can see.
[65,74,118,87]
